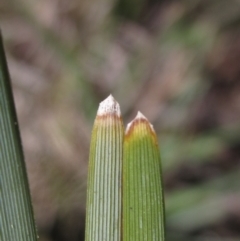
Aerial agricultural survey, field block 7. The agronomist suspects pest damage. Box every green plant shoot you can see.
[85,95,124,241]
[123,111,165,241]
[0,33,38,241]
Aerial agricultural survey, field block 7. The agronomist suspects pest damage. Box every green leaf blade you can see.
[123,112,165,241]
[0,33,38,241]
[85,95,124,241]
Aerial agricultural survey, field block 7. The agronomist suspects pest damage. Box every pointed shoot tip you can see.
[126,111,155,134]
[97,94,121,117]
[136,111,148,120]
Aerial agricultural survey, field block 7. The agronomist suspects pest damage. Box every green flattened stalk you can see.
[0,34,38,240]
[85,95,124,241]
[123,112,165,241]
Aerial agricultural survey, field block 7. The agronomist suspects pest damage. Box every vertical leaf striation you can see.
[85,95,124,241]
[0,33,38,240]
[123,112,165,241]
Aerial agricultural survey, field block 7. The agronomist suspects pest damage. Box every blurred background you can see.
[1,0,240,240]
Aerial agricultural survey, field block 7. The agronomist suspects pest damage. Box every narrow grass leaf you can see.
[0,33,38,240]
[123,111,165,241]
[85,95,124,241]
